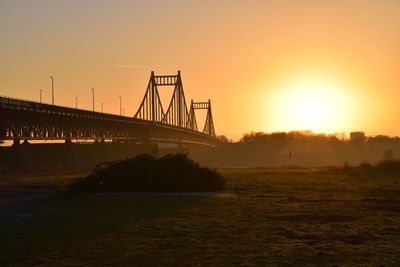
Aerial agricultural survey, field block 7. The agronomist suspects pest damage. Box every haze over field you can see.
[1,0,400,139]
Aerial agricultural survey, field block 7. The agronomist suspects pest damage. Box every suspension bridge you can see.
[0,71,218,146]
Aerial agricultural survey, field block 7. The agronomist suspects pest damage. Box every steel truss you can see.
[134,71,216,137]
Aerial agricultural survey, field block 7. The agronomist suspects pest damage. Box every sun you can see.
[300,99,323,125]
[268,73,350,133]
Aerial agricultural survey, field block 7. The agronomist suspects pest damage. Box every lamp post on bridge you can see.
[91,88,95,112]
[75,97,78,109]
[119,96,122,116]
[101,103,104,113]
[49,76,54,105]
[39,89,43,103]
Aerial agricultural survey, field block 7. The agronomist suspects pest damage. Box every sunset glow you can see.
[270,73,351,133]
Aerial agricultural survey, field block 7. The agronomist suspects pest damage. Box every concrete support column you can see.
[64,139,81,170]
[18,139,32,170]
[136,142,158,155]
[12,138,20,147]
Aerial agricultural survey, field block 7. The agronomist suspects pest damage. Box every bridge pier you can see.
[136,142,158,155]
[21,140,33,170]
[63,140,81,170]
[109,140,137,161]
[7,139,33,170]
[95,139,115,163]
[12,138,20,147]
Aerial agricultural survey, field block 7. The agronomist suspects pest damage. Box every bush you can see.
[344,160,400,172]
[375,160,400,171]
[68,153,225,193]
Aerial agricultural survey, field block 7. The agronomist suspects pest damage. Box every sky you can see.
[1,0,400,140]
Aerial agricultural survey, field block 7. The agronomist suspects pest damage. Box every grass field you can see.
[1,168,400,266]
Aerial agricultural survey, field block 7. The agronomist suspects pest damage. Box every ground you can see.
[1,168,400,266]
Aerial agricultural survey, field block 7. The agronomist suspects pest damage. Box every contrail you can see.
[111,64,143,68]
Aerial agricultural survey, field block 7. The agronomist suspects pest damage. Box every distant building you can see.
[350,132,365,145]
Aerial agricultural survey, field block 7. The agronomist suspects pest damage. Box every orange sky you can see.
[1,0,400,140]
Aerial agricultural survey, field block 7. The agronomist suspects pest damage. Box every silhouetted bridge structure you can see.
[0,71,218,147]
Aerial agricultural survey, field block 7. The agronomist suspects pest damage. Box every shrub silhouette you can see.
[375,160,400,171]
[68,153,225,193]
[346,160,400,172]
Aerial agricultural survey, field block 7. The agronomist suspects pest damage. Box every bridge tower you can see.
[134,71,165,122]
[189,100,215,137]
[135,71,190,128]
[161,70,190,128]
[134,71,215,136]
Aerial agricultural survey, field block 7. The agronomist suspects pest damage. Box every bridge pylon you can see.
[134,71,215,136]
[189,99,216,137]
[160,71,190,129]
[134,71,165,122]
[135,71,191,128]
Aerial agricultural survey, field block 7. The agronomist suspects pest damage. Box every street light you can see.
[75,97,78,109]
[49,76,54,105]
[91,88,95,112]
[119,96,122,116]
[39,89,43,103]
[101,103,104,113]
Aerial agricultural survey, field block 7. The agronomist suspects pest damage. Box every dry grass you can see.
[1,167,400,266]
